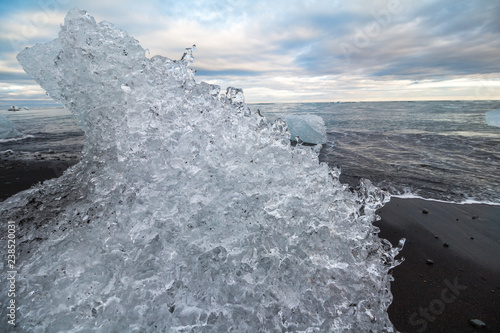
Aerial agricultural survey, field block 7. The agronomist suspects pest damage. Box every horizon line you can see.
[1,98,500,107]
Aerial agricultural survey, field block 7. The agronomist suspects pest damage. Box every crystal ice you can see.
[285,114,327,144]
[486,109,500,128]
[0,9,402,332]
[0,114,23,140]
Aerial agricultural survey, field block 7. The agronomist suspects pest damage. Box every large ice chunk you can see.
[486,109,500,128]
[0,114,23,140]
[0,9,402,332]
[285,114,327,144]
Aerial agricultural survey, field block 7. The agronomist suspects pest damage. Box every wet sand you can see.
[0,158,77,201]
[376,197,500,333]
[1,160,499,332]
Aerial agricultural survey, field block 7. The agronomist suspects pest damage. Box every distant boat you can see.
[8,106,21,111]
[24,107,29,110]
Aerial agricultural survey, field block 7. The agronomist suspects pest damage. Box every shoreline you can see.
[392,193,500,207]
[1,159,499,332]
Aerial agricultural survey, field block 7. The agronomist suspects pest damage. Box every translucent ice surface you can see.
[486,109,500,128]
[1,9,403,332]
[285,114,327,144]
[0,114,23,140]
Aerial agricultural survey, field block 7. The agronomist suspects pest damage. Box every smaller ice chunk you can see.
[285,114,327,144]
[486,109,500,128]
[0,114,24,140]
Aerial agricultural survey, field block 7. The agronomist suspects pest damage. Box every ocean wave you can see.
[0,134,34,143]
[392,192,500,206]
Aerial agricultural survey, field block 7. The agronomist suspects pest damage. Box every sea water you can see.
[2,100,499,204]
[252,100,500,205]
[0,107,82,154]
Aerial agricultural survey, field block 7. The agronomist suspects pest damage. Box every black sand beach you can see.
[0,156,78,201]
[2,159,499,332]
[376,197,500,333]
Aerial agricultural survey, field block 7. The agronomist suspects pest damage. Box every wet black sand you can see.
[376,197,500,332]
[0,154,78,201]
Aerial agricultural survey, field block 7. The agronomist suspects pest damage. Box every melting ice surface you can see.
[486,109,500,128]
[285,114,327,145]
[1,9,403,332]
[0,114,24,140]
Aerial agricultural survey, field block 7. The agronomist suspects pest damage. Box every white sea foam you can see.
[0,134,34,143]
[0,9,402,332]
[393,192,500,206]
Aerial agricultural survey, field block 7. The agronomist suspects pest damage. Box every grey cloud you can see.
[0,71,33,82]
[0,0,499,103]
[196,69,262,77]
[314,1,500,80]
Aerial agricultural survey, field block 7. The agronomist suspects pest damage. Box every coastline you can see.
[1,159,499,332]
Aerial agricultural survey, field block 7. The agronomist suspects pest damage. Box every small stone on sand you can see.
[469,319,486,328]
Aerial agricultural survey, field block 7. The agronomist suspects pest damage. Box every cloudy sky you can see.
[0,0,499,104]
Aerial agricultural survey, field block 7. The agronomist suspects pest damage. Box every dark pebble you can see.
[443,242,449,247]
[422,208,429,214]
[426,259,434,265]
